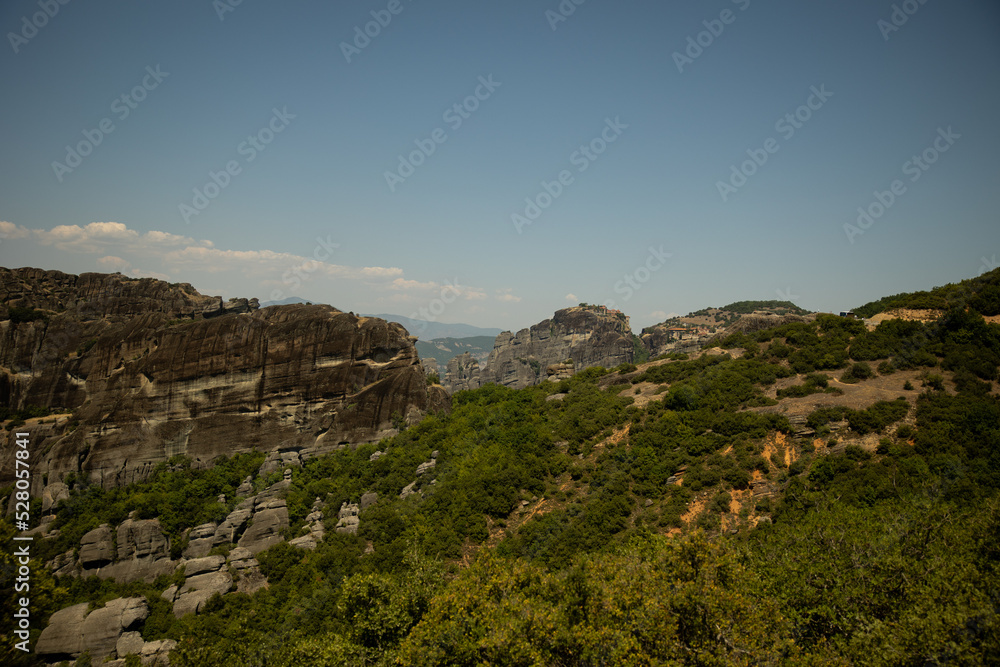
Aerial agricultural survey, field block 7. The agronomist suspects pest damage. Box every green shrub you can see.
[877,360,896,375]
[709,491,732,513]
[841,362,874,383]
[923,374,945,391]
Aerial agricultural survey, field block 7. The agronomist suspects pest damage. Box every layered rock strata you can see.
[0,267,449,491]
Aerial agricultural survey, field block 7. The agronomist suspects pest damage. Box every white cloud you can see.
[649,310,679,321]
[390,277,438,291]
[460,287,488,300]
[0,221,31,240]
[357,266,403,278]
[36,222,138,251]
[6,220,490,314]
[496,288,521,303]
[144,230,200,246]
[31,221,207,254]
[97,255,130,271]
[129,268,171,281]
[96,255,170,281]
[565,293,578,302]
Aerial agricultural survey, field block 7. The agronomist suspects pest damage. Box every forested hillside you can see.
[3,271,1000,666]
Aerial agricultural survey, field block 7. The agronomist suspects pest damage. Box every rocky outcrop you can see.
[481,306,634,389]
[35,602,89,661]
[361,492,378,510]
[0,267,450,492]
[182,522,219,559]
[51,516,175,583]
[117,518,170,561]
[639,325,711,358]
[79,524,114,568]
[171,567,233,618]
[444,352,481,393]
[335,501,360,535]
[290,498,326,549]
[238,498,289,554]
[53,498,290,583]
[36,597,149,664]
[160,547,269,616]
[41,481,70,512]
[546,361,575,382]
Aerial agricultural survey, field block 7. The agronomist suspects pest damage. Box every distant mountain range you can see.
[259,296,312,307]
[415,336,495,372]
[364,314,503,341]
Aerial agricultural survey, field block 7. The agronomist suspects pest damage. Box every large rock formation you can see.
[443,352,481,393]
[0,268,449,491]
[36,597,154,664]
[480,306,634,389]
[639,325,711,358]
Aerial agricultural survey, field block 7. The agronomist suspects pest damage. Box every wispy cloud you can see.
[496,288,521,303]
[34,221,205,253]
[3,220,495,321]
[0,221,31,241]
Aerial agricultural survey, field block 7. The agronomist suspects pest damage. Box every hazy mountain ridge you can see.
[365,314,503,341]
[415,336,494,375]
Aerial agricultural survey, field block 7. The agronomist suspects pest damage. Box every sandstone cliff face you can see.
[0,268,449,490]
[444,352,481,393]
[481,307,634,390]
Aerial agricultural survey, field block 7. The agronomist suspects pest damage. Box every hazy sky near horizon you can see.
[1,0,998,332]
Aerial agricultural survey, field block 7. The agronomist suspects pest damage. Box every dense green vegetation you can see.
[0,404,52,428]
[6,305,49,324]
[3,275,1000,666]
[718,299,809,315]
[854,266,1000,318]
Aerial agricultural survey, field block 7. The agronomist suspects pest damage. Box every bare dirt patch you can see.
[753,368,921,419]
[680,496,707,525]
[865,309,942,331]
[618,382,662,408]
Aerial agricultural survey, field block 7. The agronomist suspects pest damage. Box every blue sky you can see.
[1,0,998,332]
